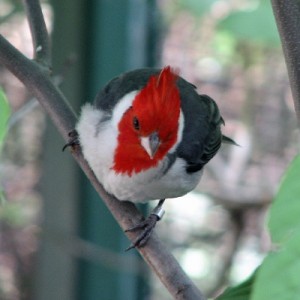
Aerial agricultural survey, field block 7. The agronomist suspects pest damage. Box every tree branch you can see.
[271,0,300,126]
[23,0,51,65]
[0,3,205,299]
[0,35,75,138]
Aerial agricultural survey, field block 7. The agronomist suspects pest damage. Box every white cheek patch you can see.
[177,110,184,145]
[111,90,139,130]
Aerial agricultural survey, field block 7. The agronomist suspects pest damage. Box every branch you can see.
[23,0,51,65]
[206,209,244,298]
[0,35,75,138]
[0,2,205,299]
[271,0,300,126]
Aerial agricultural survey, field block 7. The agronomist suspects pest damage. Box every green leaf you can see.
[0,201,25,226]
[251,231,300,299]
[216,271,257,300]
[268,154,300,244]
[0,88,11,151]
[218,1,280,46]
[218,155,300,300]
[251,154,300,300]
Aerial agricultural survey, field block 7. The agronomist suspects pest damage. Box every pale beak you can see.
[141,132,160,159]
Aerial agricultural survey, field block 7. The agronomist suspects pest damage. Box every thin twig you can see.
[207,209,244,298]
[0,5,205,300]
[23,0,51,66]
[8,75,65,129]
[271,0,300,126]
[8,98,39,128]
[45,228,148,277]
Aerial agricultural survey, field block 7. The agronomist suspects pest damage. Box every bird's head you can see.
[113,66,181,176]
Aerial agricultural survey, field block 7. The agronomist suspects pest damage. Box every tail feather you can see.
[222,135,239,146]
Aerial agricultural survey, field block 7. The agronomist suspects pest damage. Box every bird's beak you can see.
[141,132,160,159]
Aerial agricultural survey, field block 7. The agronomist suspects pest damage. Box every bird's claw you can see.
[125,213,161,251]
[125,199,165,251]
[62,129,80,151]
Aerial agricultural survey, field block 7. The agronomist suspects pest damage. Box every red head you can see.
[113,66,181,176]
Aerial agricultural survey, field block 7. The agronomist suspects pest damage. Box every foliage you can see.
[218,1,280,46]
[177,0,279,46]
[0,88,10,204]
[216,270,257,300]
[0,88,10,152]
[217,154,300,299]
[251,154,300,299]
[0,201,27,226]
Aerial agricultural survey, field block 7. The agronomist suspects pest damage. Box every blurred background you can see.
[0,0,298,299]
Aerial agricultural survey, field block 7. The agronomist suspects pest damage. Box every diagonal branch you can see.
[271,0,300,127]
[0,3,205,300]
[0,35,75,137]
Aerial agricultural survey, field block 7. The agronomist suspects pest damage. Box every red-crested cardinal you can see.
[64,66,235,250]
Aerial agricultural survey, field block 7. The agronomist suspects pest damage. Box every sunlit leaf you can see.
[218,155,300,300]
[268,154,300,244]
[218,1,280,46]
[251,154,300,299]
[251,231,300,299]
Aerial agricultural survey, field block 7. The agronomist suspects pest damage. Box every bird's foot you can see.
[125,199,165,251]
[62,129,80,151]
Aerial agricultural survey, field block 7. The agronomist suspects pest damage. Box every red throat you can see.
[113,66,181,176]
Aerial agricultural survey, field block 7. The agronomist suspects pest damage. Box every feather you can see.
[222,135,239,146]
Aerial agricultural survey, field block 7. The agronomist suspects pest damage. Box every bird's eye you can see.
[133,116,140,130]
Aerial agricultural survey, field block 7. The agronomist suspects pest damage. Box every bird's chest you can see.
[103,157,203,203]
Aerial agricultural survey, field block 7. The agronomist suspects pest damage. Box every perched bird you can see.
[66,66,235,249]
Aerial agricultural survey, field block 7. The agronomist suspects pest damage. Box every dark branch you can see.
[0,3,205,299]
[271,0,300,126]
[23,0,51,65]
[0,35,75,138]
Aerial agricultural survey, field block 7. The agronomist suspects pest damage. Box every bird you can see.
[64,66,235,250]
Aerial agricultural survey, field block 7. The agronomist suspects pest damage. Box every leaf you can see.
[218,155,300,300]
[0,88,11,151]
[251,154,300,300]
[251,231,300,299]
[268,154,300,244]
[0,201,25,226]
[216,270,257,300]
[218,1,280,46]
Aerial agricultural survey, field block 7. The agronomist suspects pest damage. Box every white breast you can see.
[76,92,202,203]
[103,157,203,202]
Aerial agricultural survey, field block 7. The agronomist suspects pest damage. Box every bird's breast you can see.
[103,157,203,203]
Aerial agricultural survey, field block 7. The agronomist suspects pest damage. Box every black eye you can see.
[133,116,140,130]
